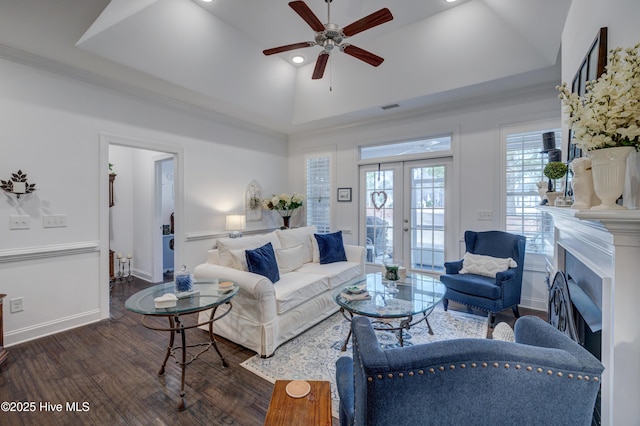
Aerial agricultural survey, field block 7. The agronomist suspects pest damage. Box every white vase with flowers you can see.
[557,42,640,209]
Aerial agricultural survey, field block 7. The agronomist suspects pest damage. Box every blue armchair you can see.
[336,316,603,426]
[440,230,526,327]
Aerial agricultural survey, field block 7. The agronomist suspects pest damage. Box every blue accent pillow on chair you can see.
[245,242,280,283]
[314,231,347,264]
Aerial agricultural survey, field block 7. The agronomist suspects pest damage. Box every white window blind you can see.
[505,129,559,254]
[306,155,331,233]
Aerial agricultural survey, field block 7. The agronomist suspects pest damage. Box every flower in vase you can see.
[557,42,640,152]
[262,193,305,211]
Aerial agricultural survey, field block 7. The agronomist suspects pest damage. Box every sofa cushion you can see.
[275,226,316,263]
[314,231,347,264]
[275,244,305,273]
[245,242,280,283]
[459,252,517,278]
[297,261,362,289]
[217,232,281,269]
[274,272,328,314]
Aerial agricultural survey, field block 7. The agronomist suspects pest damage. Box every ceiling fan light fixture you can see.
[263,1,394,80]
[291,55,305,64]
[445,0,457,3]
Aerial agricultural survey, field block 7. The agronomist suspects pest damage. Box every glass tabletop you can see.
[333,272,445,318]
[125,281,239,316]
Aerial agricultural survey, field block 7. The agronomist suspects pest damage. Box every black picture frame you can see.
[567,27,608,163]
[337,188,352,202]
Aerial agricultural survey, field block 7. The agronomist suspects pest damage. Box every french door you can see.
[360,159,451,274]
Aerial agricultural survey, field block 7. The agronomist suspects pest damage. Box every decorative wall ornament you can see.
[1,170,36,198]
[245,180,263,222]
[371,191,387,210]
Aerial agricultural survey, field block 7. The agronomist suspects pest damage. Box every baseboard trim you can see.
[520,297,548,313]
[4,309,102,347]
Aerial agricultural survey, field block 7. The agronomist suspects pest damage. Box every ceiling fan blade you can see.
[312,52,330,80]
[289,1,325,32]
[263,42,315,56]
[342,8,393,37]
[342,44,384,67]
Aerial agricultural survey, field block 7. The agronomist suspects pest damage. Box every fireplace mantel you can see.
[539,206,640,425]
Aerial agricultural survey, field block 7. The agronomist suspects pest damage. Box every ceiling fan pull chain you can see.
[329,56,333,92]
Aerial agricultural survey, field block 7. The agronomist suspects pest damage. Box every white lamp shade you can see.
[226,214,246,231]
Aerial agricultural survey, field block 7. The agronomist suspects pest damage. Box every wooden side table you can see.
[264,380,332,426]
[0,294,8,368]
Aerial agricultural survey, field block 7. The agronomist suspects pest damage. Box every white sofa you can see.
[193,226,366,357]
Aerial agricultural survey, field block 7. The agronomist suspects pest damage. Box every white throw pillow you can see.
[217,232,281,269]
[275,225,316,264]
[229,249,248,271]
[275,244,305,273]
[459,252,517,278]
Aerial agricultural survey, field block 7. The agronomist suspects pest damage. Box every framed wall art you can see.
[337,188,352,202]
[567,27,608,163]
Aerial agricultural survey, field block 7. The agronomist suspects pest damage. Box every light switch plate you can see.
[10,215,31,230]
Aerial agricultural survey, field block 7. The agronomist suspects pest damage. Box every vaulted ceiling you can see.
[1,0,571,134]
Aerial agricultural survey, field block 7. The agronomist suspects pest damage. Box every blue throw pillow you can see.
[245,242,280,283]
[314,231,347,264]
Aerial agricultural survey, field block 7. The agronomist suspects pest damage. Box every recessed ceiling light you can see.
[201,0,214,3]
[291,55,305,64]
[445,0,457,3]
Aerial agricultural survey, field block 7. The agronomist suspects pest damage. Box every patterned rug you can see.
[240,304,488,418]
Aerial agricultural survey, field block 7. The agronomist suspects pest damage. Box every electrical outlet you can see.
[10,215,31,230]
[10,297,24,313]
[476,210,493,221]
[43,214,67,228]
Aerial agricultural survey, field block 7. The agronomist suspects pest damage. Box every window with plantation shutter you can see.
[306,154,332,233]
[505,128,560,255]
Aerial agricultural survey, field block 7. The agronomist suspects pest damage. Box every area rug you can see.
[240,304,488,418]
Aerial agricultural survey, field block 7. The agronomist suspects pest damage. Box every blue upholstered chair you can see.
[440,230,526,327]
[336,316,603,426]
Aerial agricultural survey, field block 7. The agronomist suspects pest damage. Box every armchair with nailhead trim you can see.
[336,316,603,426]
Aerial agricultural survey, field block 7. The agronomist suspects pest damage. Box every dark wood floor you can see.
[0,277,544,425]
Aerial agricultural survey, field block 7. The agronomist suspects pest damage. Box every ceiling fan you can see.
[263,1,393,80]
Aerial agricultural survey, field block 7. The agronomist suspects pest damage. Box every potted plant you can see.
[544,161,568,206]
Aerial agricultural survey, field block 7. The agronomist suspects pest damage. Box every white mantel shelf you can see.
[538,206,640,425]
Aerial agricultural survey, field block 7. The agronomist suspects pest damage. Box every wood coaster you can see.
[285,380,311,398]
[218,281,233,289]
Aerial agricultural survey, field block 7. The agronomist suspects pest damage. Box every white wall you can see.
[0,57,288,346]
[289,87,562,311]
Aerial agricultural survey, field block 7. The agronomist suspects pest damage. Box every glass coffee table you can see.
[125,281,239,411]
[333,272,446,350]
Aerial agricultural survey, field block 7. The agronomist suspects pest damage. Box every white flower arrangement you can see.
[557,42,640,152]
[262,193,305,211]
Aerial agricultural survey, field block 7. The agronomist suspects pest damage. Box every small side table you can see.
[264,380,332,426]
[125,282,238,411]
[0,294,7,368]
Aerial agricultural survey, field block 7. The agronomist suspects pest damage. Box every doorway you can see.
[359,159,453,275]
[156,156,175,282]
[100,134,183,317]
